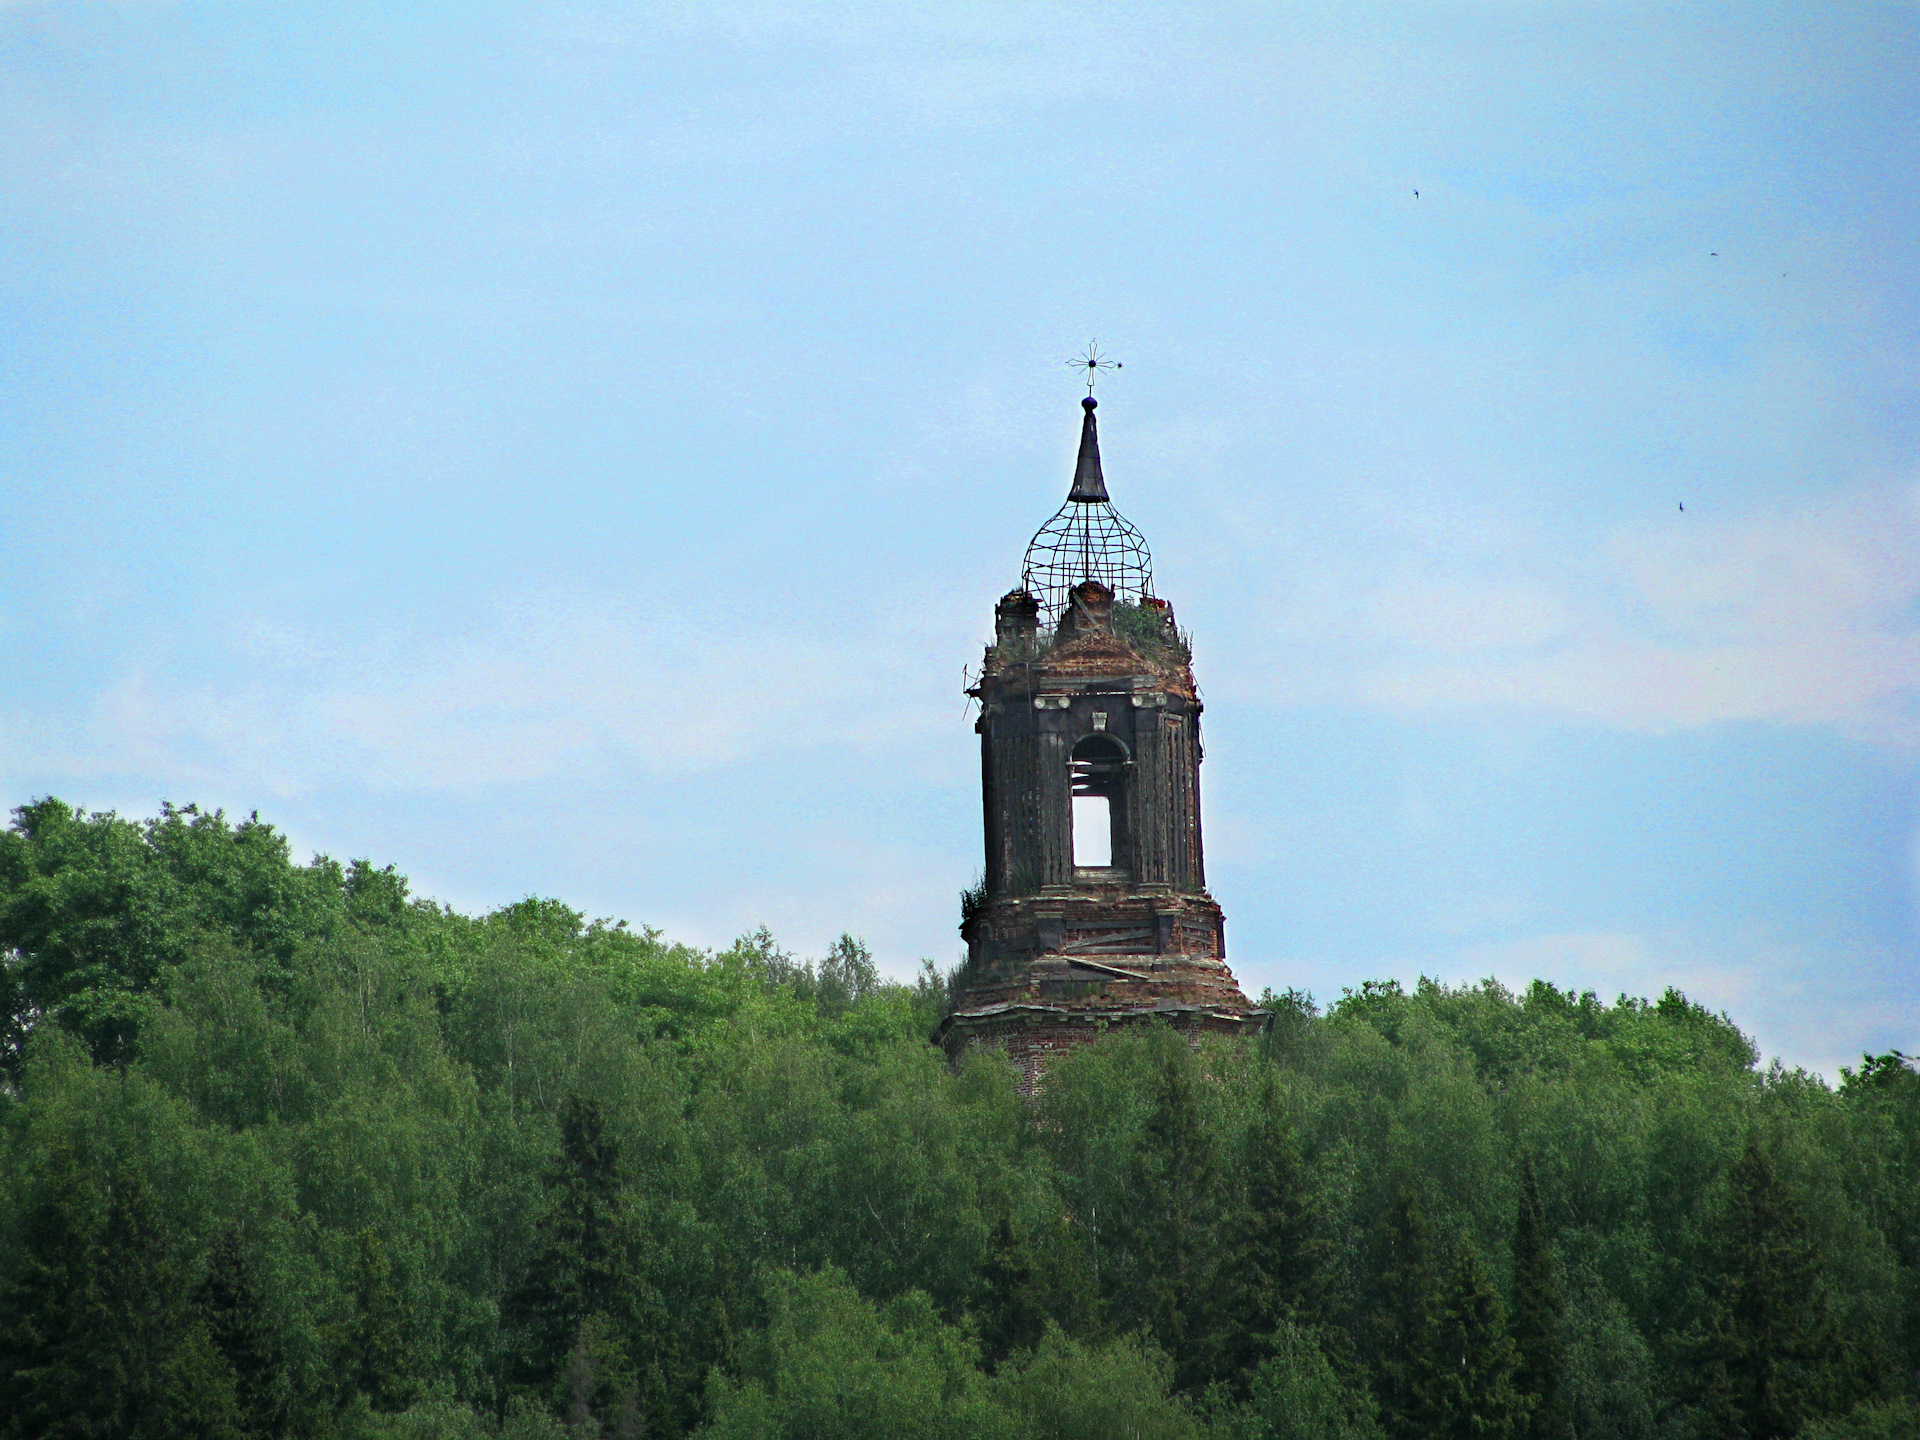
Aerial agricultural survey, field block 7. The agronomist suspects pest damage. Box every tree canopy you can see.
[0,797,1911,1439]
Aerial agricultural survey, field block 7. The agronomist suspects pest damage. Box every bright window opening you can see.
[1073,795,1112,867]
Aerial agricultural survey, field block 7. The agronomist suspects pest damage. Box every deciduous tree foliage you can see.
[0,800,1911,1439]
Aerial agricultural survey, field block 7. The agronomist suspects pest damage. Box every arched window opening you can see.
[1071,734,1129,877]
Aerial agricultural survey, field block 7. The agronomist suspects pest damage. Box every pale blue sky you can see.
[3,2,1916,1075]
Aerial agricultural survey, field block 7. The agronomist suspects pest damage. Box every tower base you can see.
[935,889,1265,1094]
[934,984,1265,1097]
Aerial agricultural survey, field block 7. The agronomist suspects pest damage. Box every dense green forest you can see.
[0,798,1914,1440]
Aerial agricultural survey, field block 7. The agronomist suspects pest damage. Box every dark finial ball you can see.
[1082,395,1097,409]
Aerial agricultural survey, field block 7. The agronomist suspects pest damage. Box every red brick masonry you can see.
[934,892,1265,1094]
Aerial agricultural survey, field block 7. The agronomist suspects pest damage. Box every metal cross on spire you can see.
[1066,340,1121,395]
[1021,340,1151,625]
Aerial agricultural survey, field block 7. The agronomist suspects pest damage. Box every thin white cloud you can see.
[1243,479,1920,743]
[21,589,969,799]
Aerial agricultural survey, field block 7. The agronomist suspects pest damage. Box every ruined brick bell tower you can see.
[935,393,1262,1088]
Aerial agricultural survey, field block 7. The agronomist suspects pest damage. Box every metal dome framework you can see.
[1022,498,1155,630]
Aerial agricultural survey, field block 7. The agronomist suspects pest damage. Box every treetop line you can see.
[0,364,1912,1440]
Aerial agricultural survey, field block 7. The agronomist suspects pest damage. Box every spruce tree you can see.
[1110,1035,1227,1394]
[343,1228,416,1413]
[1696,1133,1867,1440]
[1216,1076,1335,1390]
[507,1093,663,1430]
[1510,1161,1567,1440]
[978,1212,1050,1369]
[0,1155,94,1439]
[1371,1188,1444,1440]
[1433,1237,1522,1440]
[563,1326,597,1431]
[0,1160,244,1440]
[510,1094,628,1378]
[196,1228,287,1438]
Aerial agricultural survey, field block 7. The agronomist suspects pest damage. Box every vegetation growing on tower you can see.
[1111,599,1194,663]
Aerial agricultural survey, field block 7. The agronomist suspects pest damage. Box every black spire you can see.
[1067,395,1109,503]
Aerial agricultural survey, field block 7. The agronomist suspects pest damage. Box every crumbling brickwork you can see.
[934,568,1264,1085]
